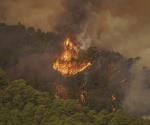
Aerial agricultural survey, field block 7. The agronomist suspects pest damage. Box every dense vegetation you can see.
[0,68,150,125]
[0,23,150,124]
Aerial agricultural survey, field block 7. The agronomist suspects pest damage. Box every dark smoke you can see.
[55,0,88,38]
[54,0,102,39]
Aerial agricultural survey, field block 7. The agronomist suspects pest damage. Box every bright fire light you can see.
[53,38,92,77]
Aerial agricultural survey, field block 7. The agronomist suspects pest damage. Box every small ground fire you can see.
[53,38,92,77]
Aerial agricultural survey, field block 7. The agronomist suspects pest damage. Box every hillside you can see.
[0,69,150,125]
[0,23,150,124]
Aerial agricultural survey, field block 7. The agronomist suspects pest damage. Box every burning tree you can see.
[53,38,92,103]
[53,38,92,77]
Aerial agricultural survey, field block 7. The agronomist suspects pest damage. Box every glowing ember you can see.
[112,95,117,101]
[55,84,68,99]
[112,95,117,112]
[53,38,92,77]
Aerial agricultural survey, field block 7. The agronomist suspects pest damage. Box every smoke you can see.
[54,0,89,38]
[54,0,104,39]
[0,0,64,32]
[1,0,150,56]
[123,52,150,116]
[77,0,150,58]
[78,13,150,58]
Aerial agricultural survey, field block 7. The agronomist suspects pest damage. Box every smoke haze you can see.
[123,59,150,116]
[0,0,63,32]
[1,0,150,57]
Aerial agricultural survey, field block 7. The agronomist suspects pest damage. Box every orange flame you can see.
[55,84,68,99]
[112,95,117,101]
[53,38,92,77]
[112,95,117,112]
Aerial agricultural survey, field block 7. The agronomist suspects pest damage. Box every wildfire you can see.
[53,38,92,77]
[55,84,68,99]
[112,95,117,101]
[112,95,117,112]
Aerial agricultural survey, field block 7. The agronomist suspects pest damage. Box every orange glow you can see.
[112,95,117,112]
[55,84,68,99]
[53,38,92,77]
[112,95,117,101]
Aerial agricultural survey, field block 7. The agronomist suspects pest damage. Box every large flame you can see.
[53,38,91,77]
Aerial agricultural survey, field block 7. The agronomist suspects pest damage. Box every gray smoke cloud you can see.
[0,0,63,32]
[77,0,150,58]
[54,0,103,39]
[123,55,150,117]
[54,0,90,38]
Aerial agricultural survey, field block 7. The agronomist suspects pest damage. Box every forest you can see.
[0,23,150,125]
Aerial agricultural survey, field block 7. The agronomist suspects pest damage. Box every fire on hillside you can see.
[53,38,92,77]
